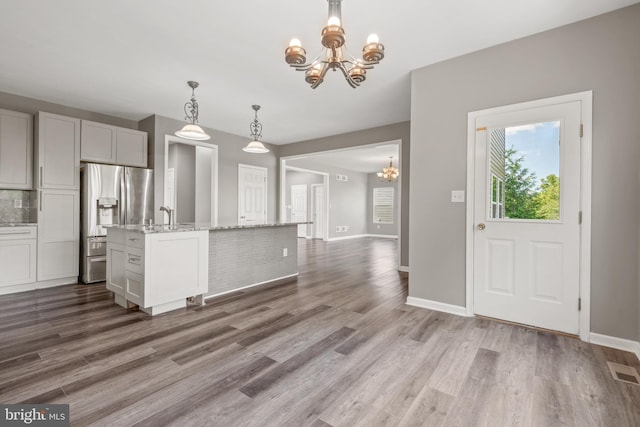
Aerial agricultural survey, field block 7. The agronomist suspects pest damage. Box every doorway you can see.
[238,164,267,225]
[466,91,592,338]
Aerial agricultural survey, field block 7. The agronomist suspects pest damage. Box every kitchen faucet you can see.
[159,206,174,226]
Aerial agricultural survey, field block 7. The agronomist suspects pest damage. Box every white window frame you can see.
[373,187,394,224]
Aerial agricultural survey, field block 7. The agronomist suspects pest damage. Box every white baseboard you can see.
[366,234,398,239]
[398,266,409,273]
[0,277,77,296]
[405,296,468,317]
[327,234,368,242]
[590,333,640,360]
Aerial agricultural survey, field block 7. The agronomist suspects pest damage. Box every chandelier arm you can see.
[336,62,360,88]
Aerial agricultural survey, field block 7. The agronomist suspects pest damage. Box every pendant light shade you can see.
[175,123,210,141]
[175,81,211,141]
[242,105,269,154]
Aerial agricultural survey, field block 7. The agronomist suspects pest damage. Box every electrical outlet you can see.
[336,226,341,232]
[344,225,349,231]
[283,248,288,257]
[13,199,22,208]
[451,190,465,203]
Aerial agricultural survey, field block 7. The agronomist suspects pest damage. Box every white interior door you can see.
[238,164,267,225]
[472,100,582,334]
[311,184,325,239]
[291,184,307,237]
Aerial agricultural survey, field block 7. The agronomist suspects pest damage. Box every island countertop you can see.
[106,221,310,234]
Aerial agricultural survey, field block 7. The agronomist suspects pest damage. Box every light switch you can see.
[451,190,465,203]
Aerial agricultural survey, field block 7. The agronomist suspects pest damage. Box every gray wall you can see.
[0,90,138,129]
[367,173,399,236]
[279,121,410,267]
[287,158,368,240]
[174,144,195,223]
[144,114,278,226]
[409,4,640,341]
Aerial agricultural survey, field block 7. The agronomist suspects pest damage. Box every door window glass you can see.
[489,121,560,220]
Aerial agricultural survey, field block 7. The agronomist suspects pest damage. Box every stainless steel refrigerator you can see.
[80,163,154,283]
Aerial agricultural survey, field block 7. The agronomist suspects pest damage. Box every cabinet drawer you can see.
[125,247,144,275]
[0,226,37,240]
[125,232,145,248]
[125,271,144,306]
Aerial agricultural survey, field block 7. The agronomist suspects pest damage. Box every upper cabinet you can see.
[80,120,147,168]
[0,109,33,190]
[80,120,116,163]
[35,112,80,190]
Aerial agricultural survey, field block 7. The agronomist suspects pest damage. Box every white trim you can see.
[465,91,593,340]
[405,297,468,317]
[590,333,640,360]
[366,234,398,239]
[204,273,298,300]
[398,266,410,273]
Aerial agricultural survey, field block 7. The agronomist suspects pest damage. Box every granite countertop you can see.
[107,221,311,234]
[0,223,37,227]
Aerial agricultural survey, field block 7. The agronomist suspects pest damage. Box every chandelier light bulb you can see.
[327,16,341,26]
[289,38,302,47]
[366,33,379,44]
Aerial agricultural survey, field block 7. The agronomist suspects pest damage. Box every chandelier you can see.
[242,105,269,154]
[175,80,211,141]
[377,157,399,182]
[284,0,385,89]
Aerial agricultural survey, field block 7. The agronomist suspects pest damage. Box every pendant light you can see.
[175,81,211,141]
[243,105,269,154]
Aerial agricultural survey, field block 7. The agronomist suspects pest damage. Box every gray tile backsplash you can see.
[0,190,35,224]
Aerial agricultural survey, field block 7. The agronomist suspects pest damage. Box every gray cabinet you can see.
[80,120,147,167]
[36,112,80,190]
[0,109,33,189]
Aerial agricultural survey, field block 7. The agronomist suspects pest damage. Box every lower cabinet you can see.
[107,228,208,315]
[0,226,37,292]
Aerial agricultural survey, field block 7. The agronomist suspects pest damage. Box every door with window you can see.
[472,99,582,334]
[238,164,267,225]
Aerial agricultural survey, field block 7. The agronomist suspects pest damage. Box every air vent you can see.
[607,361,640,386]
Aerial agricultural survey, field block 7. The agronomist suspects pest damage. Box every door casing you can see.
[465,91,592,341]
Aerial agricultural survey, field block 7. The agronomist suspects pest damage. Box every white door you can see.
[291,184,307,238]
[472,100,582,334]
[311,184,325,239]
[238,164,267,225]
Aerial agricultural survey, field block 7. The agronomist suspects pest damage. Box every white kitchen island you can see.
[106,222,301,315]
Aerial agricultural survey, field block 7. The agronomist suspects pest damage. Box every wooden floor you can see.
[1,237,640,426]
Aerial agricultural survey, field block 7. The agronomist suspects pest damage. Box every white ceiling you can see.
[0,0,636,145]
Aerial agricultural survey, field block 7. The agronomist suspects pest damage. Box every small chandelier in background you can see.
[284,0,385,89]
[377,157,399,182]
[242,105,269,154]
[175,81,211,141]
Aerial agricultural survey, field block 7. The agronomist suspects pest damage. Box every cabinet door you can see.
[36,112,80,189]
[116,128,147,167]
[37,189,79,280]
[106,242,125,294]
[0,109,33,189]
[0,239,36,287]
[81,120,116,163]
